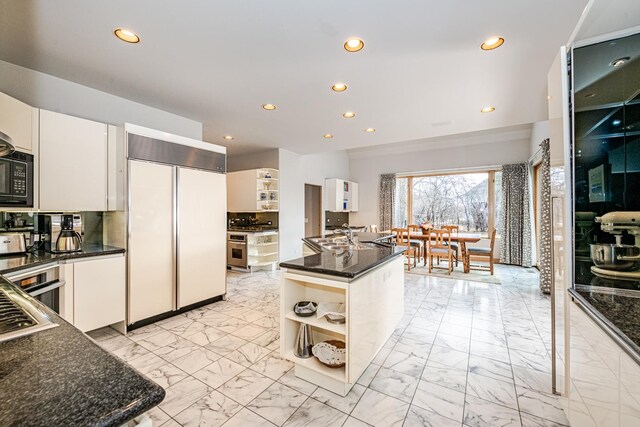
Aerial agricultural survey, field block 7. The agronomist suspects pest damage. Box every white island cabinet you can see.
[280,255,404,396]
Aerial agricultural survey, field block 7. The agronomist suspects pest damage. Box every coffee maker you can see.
[38,214,83,253]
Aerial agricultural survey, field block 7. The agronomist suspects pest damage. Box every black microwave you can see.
[0,151,34,208]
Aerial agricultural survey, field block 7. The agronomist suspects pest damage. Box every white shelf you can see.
[257,177,279,181]
[283,350,345,382]
[284,311,346,335]
[249,260,278,267]
[250,251,279,257]
[253,242,278,247]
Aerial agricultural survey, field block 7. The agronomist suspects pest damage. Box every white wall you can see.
[529,120,551,160]
[0,59,202,139]
[348,126,532,228]
[278,149,350,261]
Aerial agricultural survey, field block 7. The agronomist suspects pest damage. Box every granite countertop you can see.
[0,276,165,426]
[280,232,404,279]
[0,244,125,274]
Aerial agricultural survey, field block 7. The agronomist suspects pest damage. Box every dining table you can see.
[407,231,482,273]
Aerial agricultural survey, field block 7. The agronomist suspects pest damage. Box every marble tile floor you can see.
[90,265,569,427]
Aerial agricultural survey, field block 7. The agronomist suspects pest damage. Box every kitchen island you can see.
[279,232,404,396]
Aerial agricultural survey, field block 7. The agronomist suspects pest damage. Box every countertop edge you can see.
[0,246,126,275]
[569,288,640,366]
[279,248,404,279]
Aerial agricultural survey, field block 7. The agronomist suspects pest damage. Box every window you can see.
[394,170,501,235]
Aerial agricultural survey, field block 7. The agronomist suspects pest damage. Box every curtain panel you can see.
[500,163,533,267]
[539,139,552,293]
[379,174,396,231]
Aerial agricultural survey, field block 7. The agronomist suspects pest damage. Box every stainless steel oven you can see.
[6,264,65,315]
[0,151,34,208]
[227,233,248,269]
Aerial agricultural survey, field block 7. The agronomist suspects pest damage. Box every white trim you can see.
[567,0,595,47]
[395,165,502,178]
[572,24,640,49]
[125,123,226,154]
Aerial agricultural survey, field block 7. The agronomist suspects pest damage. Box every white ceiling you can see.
[0,0,588,155]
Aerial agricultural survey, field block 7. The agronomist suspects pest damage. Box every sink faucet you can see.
[335,223,355,245]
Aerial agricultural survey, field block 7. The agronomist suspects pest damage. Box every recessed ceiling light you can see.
[324,134,333,139]
[365,128,376,133]
[480,36,504,51]
[332,83,348,92]
[480,106,496,113]
[262,104,277,110]
[223,135,233,140]
[610,57,630,67]
[344,38,364,52]
[343,112,356,118]
[114,28,140,43]
[612,119,622,126]
[585,93,596,98]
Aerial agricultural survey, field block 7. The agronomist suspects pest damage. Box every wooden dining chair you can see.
[428,229,453,275]
[370,224,378,233]
[442,225,460,267]
[464,228,497,275]
[391,227,418,270]
[407,224,423,260]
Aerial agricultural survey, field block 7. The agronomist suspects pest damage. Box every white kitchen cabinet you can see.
[227,168,279,212]
[39,110,108,211]
[72,255,125,333]
[0,91,37,153]
[326,178,359,212]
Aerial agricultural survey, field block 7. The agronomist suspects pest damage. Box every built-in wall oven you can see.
[0,151,34,208]
[6,264,65,315]
[227,233,248,269]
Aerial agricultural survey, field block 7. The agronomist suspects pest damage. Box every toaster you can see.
[0,233,27,255]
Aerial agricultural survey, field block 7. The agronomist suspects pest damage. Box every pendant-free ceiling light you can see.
[262,104,277,110]
[332,83,347,92]
[480,37,504,50]
[344,38,364,52]
[324,134,334,139]
[480,106,496,113]
[114,28,140,43]
[343,112,356,118]
[223,135,234,140]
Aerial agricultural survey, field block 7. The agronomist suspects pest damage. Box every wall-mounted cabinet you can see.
[0,92,37,153]
[326,178,358,212]
[39,110,124,211]
[227,168,279,212]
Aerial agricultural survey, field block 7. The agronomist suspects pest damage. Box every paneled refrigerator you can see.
[126,128,227,326]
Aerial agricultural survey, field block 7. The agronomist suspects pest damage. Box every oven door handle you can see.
[6,264,59,282]
[27,280,66,297]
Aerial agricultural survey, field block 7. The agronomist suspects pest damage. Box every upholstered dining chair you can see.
[391,227,418,270]
[407,224,423,260]
[441,225,460,266]
[427,229,453,275]
[370,224,379,233]
[464,228,497,275]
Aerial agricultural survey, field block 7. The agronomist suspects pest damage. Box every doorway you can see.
[304,184,322,237]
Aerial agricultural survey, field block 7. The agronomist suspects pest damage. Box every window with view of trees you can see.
[394,170,501,236]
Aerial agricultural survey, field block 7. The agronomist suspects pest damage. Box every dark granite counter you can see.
[281,232,403,279]
[0,244,125,275]
[0,273,165,426]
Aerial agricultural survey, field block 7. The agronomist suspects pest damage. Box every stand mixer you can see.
[590,212,640,280]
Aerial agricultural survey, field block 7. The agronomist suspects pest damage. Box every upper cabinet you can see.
[39,110,123,211]
[326,178,359,212]
[227,168,279,212]
[0,92,37,153]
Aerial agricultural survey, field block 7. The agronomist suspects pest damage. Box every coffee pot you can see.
[55,215,82,252]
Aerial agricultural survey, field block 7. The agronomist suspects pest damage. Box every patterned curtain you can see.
[379,174,396,231]
[539,139,552,293]
[500,163,533,267]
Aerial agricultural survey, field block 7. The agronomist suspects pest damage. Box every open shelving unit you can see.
[247,231,279,271]
[227,168,279,212]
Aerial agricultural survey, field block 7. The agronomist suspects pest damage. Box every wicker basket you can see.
[312,340,346,368]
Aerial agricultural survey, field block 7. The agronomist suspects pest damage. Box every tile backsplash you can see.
[325,211,350,228]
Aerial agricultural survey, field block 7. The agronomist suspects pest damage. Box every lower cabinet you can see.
[71,255,125,333]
